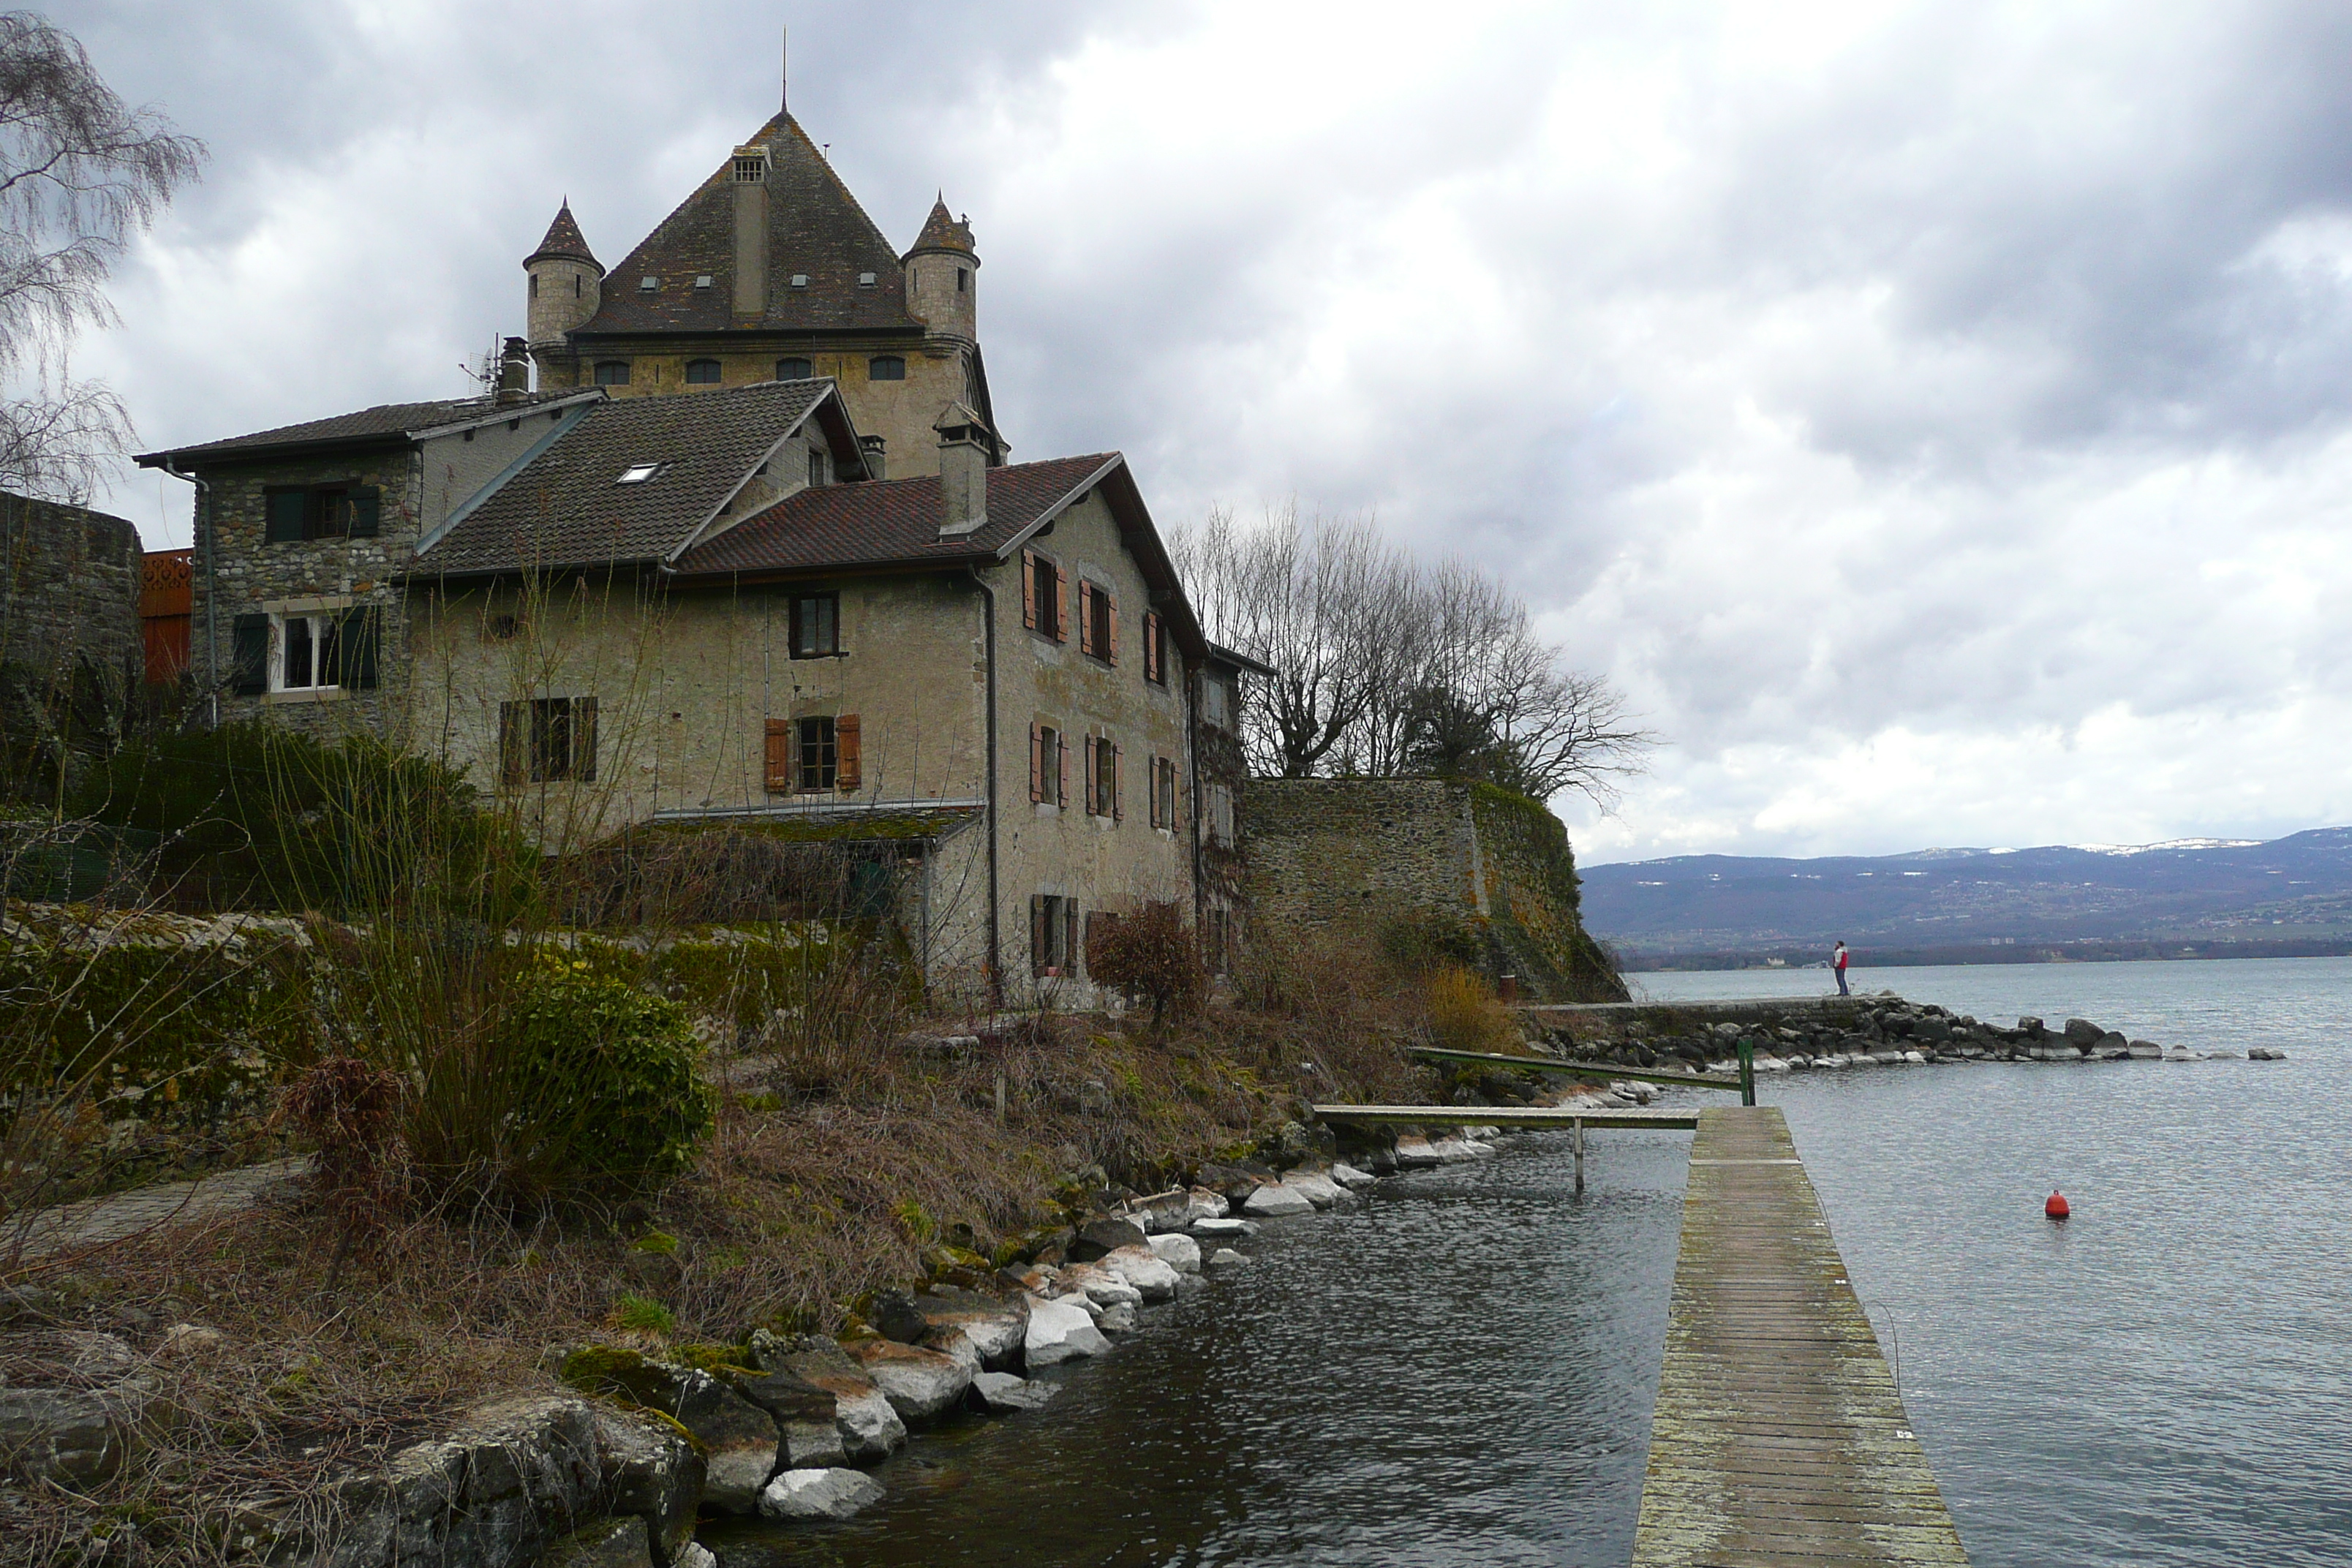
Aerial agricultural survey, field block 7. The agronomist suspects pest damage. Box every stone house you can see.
[139,375,1218,1006]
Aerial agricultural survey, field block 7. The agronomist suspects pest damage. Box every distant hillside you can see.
[1580,828,2352,965]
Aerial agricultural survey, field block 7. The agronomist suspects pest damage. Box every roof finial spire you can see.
[780,26,788,115]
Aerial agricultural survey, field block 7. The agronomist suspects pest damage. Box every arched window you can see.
[775,357,813,381]
[593,361,630,386]
[684,358,722,385]
[868,355,905,382]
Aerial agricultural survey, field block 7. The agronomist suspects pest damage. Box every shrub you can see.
[1085,901,1205,1026]
[1425,965,1519,1054]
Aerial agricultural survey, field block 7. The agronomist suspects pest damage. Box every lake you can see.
[709,957,2352,1567]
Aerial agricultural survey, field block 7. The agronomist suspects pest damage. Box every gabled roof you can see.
[135,393,581,467]
[412,380,845,577]
[907,198,975,258]
[671,451,1212,660]
[527,203,600,271]
[576,113,921,338]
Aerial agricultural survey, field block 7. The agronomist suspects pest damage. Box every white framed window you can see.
[274,611,341,692]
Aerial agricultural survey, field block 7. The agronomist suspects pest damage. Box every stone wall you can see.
[0,492,143,694]
[1240,776,1625,1002]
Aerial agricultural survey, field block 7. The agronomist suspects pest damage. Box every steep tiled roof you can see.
[527,203,600,270]
[415,380,834,576]
[135,394,575,466]
[907,198,975,257]
[576,113,921,337]
[674,454,1118,577]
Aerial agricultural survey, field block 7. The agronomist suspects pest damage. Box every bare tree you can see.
[0,12,203,501]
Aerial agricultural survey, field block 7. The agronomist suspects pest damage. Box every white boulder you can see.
[848,1341,971,1423]
[1147,1232,1202,1273]
[759,1467,886,1522]
[1328,1162,1376,1188]
[1206,1248,1248,1267]
[1280,1171,1345,1207]
[1025,1296,1112,1365]
[970,1371,1057,1412]
[1242,1183,1316,1217]
[1101,1244,1183,1301]
[1191,1216,1258,1238]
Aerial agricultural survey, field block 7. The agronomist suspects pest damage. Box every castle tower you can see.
[524,203,603,347]
[903,197,978,344]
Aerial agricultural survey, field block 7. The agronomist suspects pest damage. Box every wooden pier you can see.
[1308,1104,1700,1131]
[1633,1106,1968,1567]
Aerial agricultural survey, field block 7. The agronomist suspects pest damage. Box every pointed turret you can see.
[903,195,978,342]
[524,202,603,346]
[907,197,976,259]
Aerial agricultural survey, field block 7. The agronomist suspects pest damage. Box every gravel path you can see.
[6,1157,311,1260]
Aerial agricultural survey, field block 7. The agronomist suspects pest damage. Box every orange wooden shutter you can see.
[1058,732,1069,807]
[1111,743,1123,821]
[837,714,862,789]
[1029,722,1042,802]
[764,718,791,791]
[1082,736,1096,814]
[1055,565,1071,641]
[1144,612,1161,682]
[1107,594,1119,665]
[1077,581,1093,656]
[1148,753,1162,827]
[1022,551,1037,630]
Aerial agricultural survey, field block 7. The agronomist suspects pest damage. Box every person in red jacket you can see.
[1833,941,1850,995]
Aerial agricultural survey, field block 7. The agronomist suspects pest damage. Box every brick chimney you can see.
[935,405,989,537]
[731,145,770,319]
[496,336,530,404]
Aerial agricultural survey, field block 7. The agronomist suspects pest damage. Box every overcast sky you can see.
[44,0,2352,863]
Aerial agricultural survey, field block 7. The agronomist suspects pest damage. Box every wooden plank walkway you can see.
[1406,1044,1741,1092]
[1634,1107,1968,1567]
[1309,1104,1701,1131]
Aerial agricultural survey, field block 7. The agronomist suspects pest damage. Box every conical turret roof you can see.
[907,197,976,259]
[526,202,601,271]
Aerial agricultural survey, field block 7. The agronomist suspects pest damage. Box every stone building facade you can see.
[1240,776,1627,1002]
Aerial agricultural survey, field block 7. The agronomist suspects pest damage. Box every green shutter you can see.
[230,614,269,694]
[265,489,306,543]
[341,606,379,690]
[350,486,380,538]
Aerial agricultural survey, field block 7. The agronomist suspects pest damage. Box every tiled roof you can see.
[674,453,1118,577]
[908,198,975,257]
[135,394,575,465]
[415,380,834,576]
[575,113,921,338]
[527,203,600,269]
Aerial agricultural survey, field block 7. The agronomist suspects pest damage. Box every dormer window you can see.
[776,357,813,380]
[869,355,905,382]
[638,276,659,292]
[616,462,666,485]
[733,151,768,184]
[858,271,876,287]
[685,358,722,385]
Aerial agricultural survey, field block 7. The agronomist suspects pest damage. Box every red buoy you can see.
[2045,1191,2071,1221]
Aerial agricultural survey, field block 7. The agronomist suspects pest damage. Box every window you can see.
[529,274,538,300]
[263,484,380,544]
[868,355,905,381]
[858,271,876,287]
[776,357,813,380]
[734,155,766,183]
[694,274,714,290]
[1143,611,1166,685]
[807,447,830,487]
[957,267,968,293]
[772,713,862,793]
[790,592,840,657]
[594,361,631,386]
[796,715,835,791]
[484,614,520,642]
[1202,672,1232,732]
[573,275,583,298]
[1148,755,1178,830]
[1206,780,1235,846]
[685,358,722,384]
[1078,580,1117,663]
[790,274,810,288]
[615,462,665,485]
[1022,549,1068,641]
[1029,723,1066,806]
[500,697,598,784]
[228,606,380,698]
[638,276,659,292]
[1030,894,1079,978]
[1083,734,1121,820]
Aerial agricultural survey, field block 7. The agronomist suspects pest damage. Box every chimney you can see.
[496,336,530,404]
[859,434,886,481]
[935,405,988,537]
[731,145,771,319]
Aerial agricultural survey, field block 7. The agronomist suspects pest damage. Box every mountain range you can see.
[1578,827,2352,965]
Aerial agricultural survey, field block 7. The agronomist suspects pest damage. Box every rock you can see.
[2127,1040,2163,1059]
[730,1369,843,1471]
[1328,1162,1376,1188]
[1097,1303,1139,1333]
[871,1291,930,1344]
[758,1466,886,1522]
[1206,1248,1249,1268]
[970,1371,1058,1412]
[676,1546,717,1568]
[157,1322,227,1360]
[2098,1030,2129,1053]
[325,1395,612,1568]
[845,1340,972,1424]
[1100,1245,1182,1301]
[2164,1046,2206,1062]
[1068,1217,1149,1262]
[2017,1016,2046,1036]
[2064,1017,2103,1047]
[2249,1047,2287,1060]
[1025,1295,1112,1365]
[1190,1217,1258,1238]
[588,1406,703,1564]
[544,1515,652,1568]
[1183,1187,1231,1222]
[759,1339,905,1463]
[1900,1051,1927,1066]
[671,1381,782,1514]
[2206,1049,2244,1060]
[1281,1171,1346,1207]
[1147,1233,1202,1273]
[898,1286,1028,1371]
[1242,1183,1316,1217]
[0,1284,62,1327]
[1059,1263,1142,1307]
[0,1385,140,1485]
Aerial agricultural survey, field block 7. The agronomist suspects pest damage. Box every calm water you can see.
[712,958,2352,1567]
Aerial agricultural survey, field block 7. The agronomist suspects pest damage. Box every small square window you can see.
[776,357,813,380]
[684,358,722,385]
[616,462,663,485]
[858,271,876,287]
[594,361,631,386]
[638,276,659,292]
[790,274,810,288]
[868,355,905,382]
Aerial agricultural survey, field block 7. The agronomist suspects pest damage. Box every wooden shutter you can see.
[230,613,269,694]
[764,719,791,791]
[1111,742,1123,821]
[1055,565,1071,642]
[1077,581,1093,656]
[837,713,862,790]
[1030,894,1048,976]
[1082,736,1096,814]
[350,486,381,538]
[500,702,525,785]
[339,606,379,690]
[1022,551,1038,630]
[264,489,306,544]
[1143,612,1161,682]
[1107,593,1119,665]
[1058,732,1069,808]
[1148,755,1162,828]
[1029,722,1043,802]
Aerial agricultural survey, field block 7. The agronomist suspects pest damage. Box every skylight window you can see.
[858,271,876,286]
[616,463,666,485]
[638,276,659,291]
[694,275,714,289]
[789,274,809,288]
